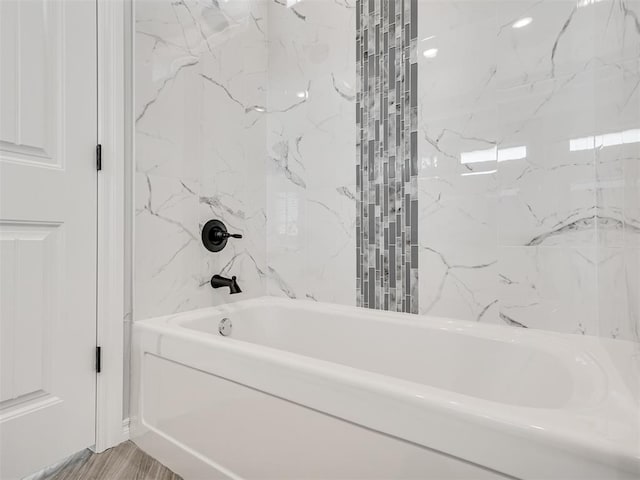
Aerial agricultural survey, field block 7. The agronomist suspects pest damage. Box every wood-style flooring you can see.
[28,441,182,480]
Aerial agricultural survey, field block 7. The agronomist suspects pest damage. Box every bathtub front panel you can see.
[137,354,510,480]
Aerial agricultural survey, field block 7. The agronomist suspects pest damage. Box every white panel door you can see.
[0,0,98,478]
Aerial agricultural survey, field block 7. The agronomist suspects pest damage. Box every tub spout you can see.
[211,275,242,294]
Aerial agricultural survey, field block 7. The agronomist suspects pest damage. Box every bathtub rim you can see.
[140,295,637,353]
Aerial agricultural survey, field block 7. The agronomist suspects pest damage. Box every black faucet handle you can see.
[202,219,242,252]
[213,230,243,241]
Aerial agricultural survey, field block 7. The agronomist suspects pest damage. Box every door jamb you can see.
[95,0,131,452]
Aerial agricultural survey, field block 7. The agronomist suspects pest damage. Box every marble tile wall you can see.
[417,0,640,341]
[356,0,419,313]
[265,0,357,305]
[135,0,268,321]
[135,0,356,318]
[134,0,638,343]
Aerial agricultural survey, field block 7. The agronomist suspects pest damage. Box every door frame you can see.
[94,0,132,452]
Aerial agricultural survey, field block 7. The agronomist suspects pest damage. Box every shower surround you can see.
[134,0,639,341]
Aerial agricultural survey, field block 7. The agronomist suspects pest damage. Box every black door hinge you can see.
[96,346,102,373]
[96,144,102,171]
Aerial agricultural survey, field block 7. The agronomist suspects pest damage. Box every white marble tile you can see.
[266,0,356,192]
[595,0,640,65]
[305,186,357,304]
[134,38,202,179]
[134,173,208,320]
[495,63,600,248]
[596,146,627,248]
[417,172,498,323]
[266,176,308,300]
[626,247,640,340]
[598,247,640,341]
[592,57,640,249]
[418,173,497,249]
[416,0,639,341]
[418,1,500,180]
[494,0,598,89]
[498,246,599,334]
[625,155,640,249]
[135,0,269,321]
[264,0,356,304]
[416,1,500,324]
[265,180,357,305]
[419,244,499,324]
[497,142,597,248]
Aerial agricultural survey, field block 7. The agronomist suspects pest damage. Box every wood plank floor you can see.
[30,441,182,480]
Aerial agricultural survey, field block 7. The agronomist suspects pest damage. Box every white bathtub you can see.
[130,297,640,480]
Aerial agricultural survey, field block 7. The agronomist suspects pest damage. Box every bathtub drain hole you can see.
[219,317,232,336]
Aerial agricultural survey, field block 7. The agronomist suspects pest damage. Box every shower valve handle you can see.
[202,219,242,253]
[213,231,243,241]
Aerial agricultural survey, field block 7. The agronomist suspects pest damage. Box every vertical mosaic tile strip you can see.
[356,0,418,313]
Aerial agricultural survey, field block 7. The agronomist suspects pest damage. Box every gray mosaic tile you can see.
[357,0,418,313]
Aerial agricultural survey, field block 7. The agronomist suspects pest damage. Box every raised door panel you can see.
[0,0,62,168]
[0,223,60,406]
